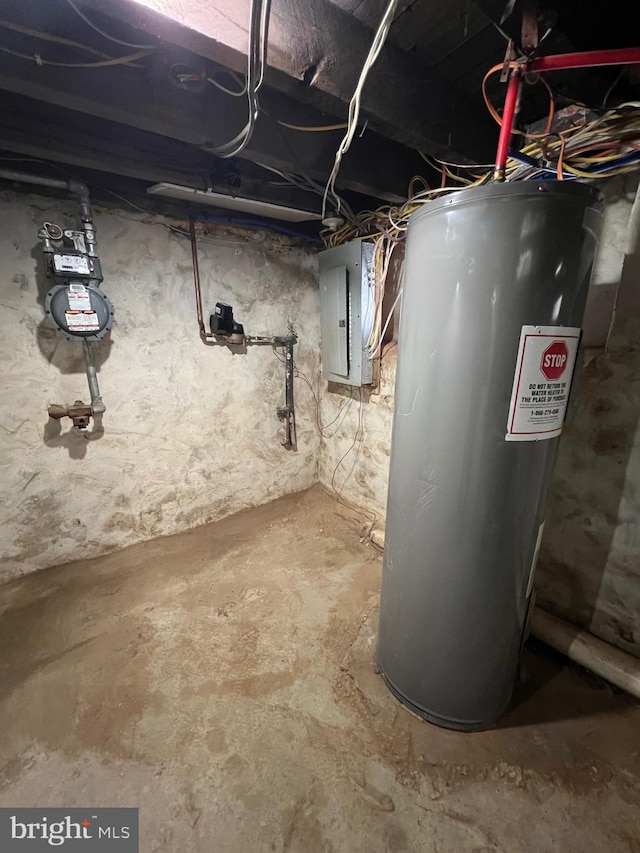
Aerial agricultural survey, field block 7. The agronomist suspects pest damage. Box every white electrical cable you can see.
[64,0,156,49]
[257,161,325,196]
[256,161,356,220]
[366,238,395,353]
[368,287,403,360]
[210,0,271,159]
[207,70,247,97]
[322,0,399,217]
[256,0,270,91]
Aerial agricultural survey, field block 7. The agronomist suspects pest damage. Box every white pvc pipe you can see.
[531,608,640,699]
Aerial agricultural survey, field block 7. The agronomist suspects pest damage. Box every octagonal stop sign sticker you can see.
[540,340,569,381]
[506,326,581,442]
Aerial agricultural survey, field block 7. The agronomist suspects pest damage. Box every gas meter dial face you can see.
[53,253,91,275]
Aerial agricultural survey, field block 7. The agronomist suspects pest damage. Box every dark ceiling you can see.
[0,0,637,226]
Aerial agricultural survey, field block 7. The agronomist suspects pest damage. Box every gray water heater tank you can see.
[378,181,604,731]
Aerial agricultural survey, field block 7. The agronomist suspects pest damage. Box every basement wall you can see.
[0,191,320,582]
[537,178,640,657]
[317,351,395,524]
[318,177,640,657]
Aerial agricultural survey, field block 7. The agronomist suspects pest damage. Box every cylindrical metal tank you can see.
[378,181,604,731]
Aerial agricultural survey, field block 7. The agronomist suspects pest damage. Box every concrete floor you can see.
[1,486,639,853]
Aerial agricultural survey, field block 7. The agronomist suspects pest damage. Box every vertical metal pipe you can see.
[189,219,206,336]
[494,71,522,181]
[70,183,97,257]
[81,209,97,257]
[285,337,296,450]
[83,340,105,414]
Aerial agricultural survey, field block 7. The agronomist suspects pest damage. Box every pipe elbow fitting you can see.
[67,178,90,201]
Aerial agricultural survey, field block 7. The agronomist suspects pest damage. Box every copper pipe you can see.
[189,218,207,336]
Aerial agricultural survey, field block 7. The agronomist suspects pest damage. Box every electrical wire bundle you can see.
[505,102,640,181]
[323,102,640,250]
[320,179,480,248]
[322,74,640,353]
[259,161,356,221]
[0,2,155,68]
[322,0,399,218]
[365,236,403,361]
[167,0,269,158]
[210,0,271,158]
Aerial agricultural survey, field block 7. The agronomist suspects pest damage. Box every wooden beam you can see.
[74,0,496,161]
[0,94,324,214]
[0,51,426,203]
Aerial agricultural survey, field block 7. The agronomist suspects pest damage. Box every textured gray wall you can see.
[536,178,640,657]
[0,191,320,581]
[317,350,396,524]
[538,261,640,657]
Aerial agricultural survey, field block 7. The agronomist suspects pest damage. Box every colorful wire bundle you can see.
[505,102,640,181]
[321,73,640,368]
[323,100,640,249]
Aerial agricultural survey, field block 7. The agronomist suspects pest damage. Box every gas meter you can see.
[41,221,114,342]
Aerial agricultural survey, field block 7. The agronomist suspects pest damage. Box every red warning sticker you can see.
[506,325,581,442]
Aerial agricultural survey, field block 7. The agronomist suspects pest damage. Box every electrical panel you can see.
[319,239,375,386]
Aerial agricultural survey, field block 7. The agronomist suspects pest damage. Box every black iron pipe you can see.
[83,340,106,415]
[285,336,296,449]
[184,218,297,449]
[189,218,208,338]
[0,168,69,191]
[0,168,97,255]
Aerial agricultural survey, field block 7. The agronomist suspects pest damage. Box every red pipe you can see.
[491,47,640,179]
[494,71,522,180]
[528,47,640,73]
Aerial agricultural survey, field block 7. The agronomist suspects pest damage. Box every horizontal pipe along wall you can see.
[378,182,604,731]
